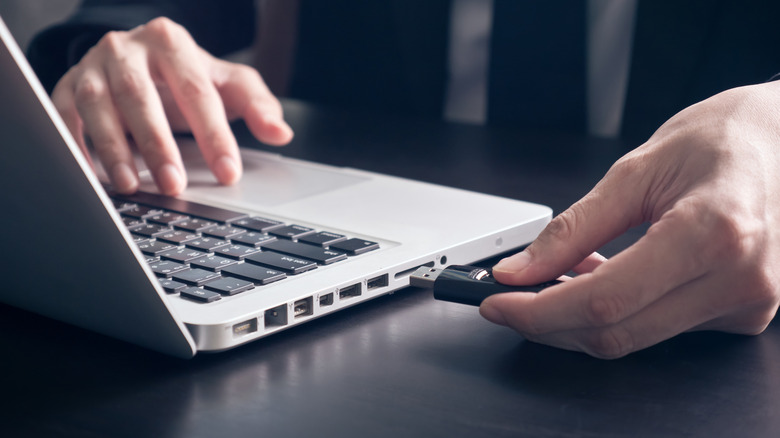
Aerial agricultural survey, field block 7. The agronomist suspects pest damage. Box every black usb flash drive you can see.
[410,265,560,306]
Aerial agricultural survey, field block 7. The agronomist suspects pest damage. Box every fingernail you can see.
[493,251,531,274]
[111,163,138,194]
[156,163,184,195]
[479,300,508,327]
[213,155,240,185]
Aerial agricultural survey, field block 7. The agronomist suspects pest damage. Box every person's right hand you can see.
[51,17,293,196]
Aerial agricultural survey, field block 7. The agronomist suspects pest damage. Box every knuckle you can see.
[177,76,212,102]
[586,326,635,360]
[584,290,627,326]
[145,17,190,50]
[73,76,107,106]
[609,153,644,181]
[541,210,577,245]
[98,31,127,55]
[233,64,262,83]
[137,131,170,155]
[111,70,147,101]
[532,202,590,261]
[707,212,750,260]
[739,273,780,333]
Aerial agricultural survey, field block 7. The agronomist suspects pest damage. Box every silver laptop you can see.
[0,16,552,358]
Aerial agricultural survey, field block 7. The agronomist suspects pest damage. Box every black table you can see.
[2,101,778,437]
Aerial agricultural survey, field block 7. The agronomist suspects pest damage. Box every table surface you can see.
[2,101,778,437]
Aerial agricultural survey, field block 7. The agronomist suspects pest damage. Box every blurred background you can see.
[0,0,78,50]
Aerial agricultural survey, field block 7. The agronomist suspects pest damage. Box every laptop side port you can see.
[264,304,288,328]
[319,292,334,307]
[338,283,362,300]
[294,297,314,318]
[232,318,258,337]
[366,274,389,290]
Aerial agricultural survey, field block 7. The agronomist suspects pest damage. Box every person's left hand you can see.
[480,80,780,359]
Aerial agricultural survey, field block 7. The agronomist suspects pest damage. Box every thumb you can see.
[492,172,642,285]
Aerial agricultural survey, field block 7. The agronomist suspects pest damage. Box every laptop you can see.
[0,16,552,358]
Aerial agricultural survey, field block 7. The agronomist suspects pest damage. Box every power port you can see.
[264,305,287,328]
[232,318,258,337]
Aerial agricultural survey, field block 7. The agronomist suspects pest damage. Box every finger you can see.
[52,75,93,169]
[214,60,294,146]
[515,272,726,359]
[482,203,713,334]
[103,39,186,195]
[492,158,645,286]
[571,252,607,274]
[145,20,242,186]
[71,68,139,194]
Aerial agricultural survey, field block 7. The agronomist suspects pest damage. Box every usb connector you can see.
[411,265,560,306]
[409,266,443,288]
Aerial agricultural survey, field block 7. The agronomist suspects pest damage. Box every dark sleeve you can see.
[26,0,256,93]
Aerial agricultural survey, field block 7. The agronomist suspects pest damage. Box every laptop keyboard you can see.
[110,190,379,304]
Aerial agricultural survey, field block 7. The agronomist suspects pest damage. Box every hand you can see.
[480,81,780,358]
[51,17,293,196]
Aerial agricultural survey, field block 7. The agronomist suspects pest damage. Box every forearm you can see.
[27,0,255,93]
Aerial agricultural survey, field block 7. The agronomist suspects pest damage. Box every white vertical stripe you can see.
[444,0,494,125]
[587,0,638,137]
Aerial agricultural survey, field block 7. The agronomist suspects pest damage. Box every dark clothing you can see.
[27,0,780,141]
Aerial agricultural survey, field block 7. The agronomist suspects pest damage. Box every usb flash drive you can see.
[410,265,561,306]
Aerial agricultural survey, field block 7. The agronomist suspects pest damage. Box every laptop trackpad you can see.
[136,139,369,208]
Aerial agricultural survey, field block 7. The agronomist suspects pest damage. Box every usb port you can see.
[367,274,388,290]
[294,297,313,318]
[338,283,362,300]
[232,318,258,337]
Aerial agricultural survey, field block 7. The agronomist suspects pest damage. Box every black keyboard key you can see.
[261,240,347,265]
[245,251,317,275]
[214,244,262,260]
[113,200,137,212]
[172,268,221,286]
[190,255,238,271]
[158,279,188,294]
[180,287,221,303]
[330,238,380,255]
[113,191,248,223]
[230,232,276,248]
[156,230,199,245]
[203,225,246,239]
[122,205,164,220]
[298,231,346,247]
[268,225,315,239]
[203,277,254,296]
[185,237,230,252]
[121,216,145,230]
[145,256,160,264]
[221,263,286,285]
[232,217,283,233]
[149,260,190,278]
[146,211,190,226]
[175,218,217,233]
[138,240,178,256]
[132,235,151,245]
[132,224,173,238]
[160,247,209,263]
